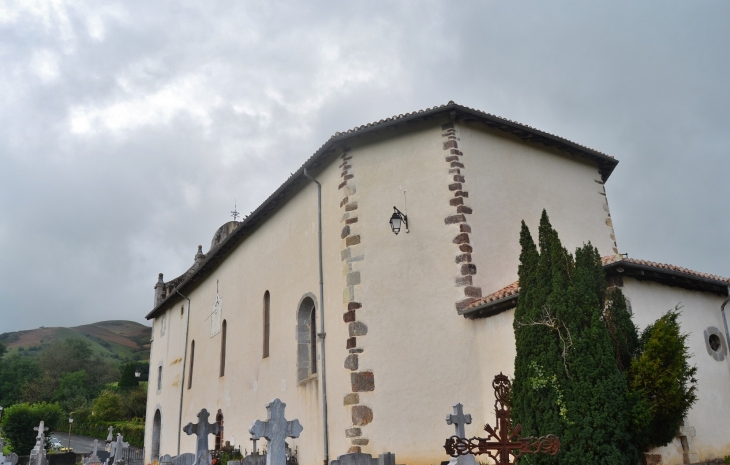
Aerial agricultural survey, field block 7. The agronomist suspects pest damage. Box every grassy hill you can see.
[0,320,151,362]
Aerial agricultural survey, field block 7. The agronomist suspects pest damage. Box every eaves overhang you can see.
[146,101,619,320]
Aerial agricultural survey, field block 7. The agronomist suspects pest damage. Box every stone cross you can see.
[446,403,472,438]
[107,427,114,442]
[88,440,101,463]
[111,434,129,464]
[249,399,303,465]
[29,421,48,465]
[183,408,221,465]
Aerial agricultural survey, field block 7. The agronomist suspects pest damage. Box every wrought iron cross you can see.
[444,373,560,465]
[231,200,240,222]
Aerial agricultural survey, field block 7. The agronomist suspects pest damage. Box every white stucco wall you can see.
[339,118,614,463]
[458,122,618,296]
[144,116,726,465]
[621,278,730,464]
[144,145,352,465]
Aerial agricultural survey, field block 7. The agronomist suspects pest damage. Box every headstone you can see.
[5,453,18,465]
[249,399,302,465]
[29,420,49,465]
[171,454,195,465]
[159,455,173,465]
[329,452,396,465]
[107,427,114,443]
[445,404,476,465]
[183,408,220,465]
[84,440,103,465]
[110,434,129,465]
[1,438,6,465]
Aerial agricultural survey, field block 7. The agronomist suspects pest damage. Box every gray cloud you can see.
[1,0,728,332]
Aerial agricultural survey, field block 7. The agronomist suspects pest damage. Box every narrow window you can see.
[310,307,317,374]
[220,320,227,377]
[296,297,317,382]
[188,340,195,389]
[263,291,270,358]
[157,365,162,391]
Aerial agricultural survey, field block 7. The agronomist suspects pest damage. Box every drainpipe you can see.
[303,168,329,465]
[176,290,192,455]
[721,286,730,355]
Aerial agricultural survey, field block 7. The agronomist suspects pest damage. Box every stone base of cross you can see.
[443,373,560,465]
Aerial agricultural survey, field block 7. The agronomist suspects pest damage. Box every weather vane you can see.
[231,199,240,222]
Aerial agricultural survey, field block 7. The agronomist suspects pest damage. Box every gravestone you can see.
[249,399,302,465]
[105,427,114,454]
[183,408,220,465]
[110,434,129,465]
[445,404,476,465]
[1,438,6,465]
[84,440,103,465]
[159,455,173,465]
[5,454,18,465]
[329,452,395,465]
[29,420,49,465]
[171,454,195,465]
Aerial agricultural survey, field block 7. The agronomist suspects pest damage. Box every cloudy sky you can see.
[1,1,728,332]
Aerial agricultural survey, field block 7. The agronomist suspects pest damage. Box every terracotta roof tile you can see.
[602,255,730,285]
[466,255,730,312]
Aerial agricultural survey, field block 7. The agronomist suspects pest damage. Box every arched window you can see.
[263,291,270,358]
[214,409,224,451]
[296,297,317,382]
[220,320,227,377]
[152,410,162,460]
[188,340,195,389]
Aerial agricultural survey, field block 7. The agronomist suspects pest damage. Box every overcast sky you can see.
[1,1,728,332]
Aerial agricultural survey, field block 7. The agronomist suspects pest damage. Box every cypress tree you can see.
[513,211,636,465]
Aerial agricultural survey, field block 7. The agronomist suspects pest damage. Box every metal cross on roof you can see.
[231,200,240,222]
[444,373,560,465]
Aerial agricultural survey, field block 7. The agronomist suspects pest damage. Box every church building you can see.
[144,102,730,465]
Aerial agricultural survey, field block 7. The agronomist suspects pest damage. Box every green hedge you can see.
[71,420,144,448]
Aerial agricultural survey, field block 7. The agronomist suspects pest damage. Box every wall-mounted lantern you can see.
[389,206,409,235]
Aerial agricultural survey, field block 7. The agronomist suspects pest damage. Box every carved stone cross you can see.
[249,399,303,465]
[107,427,114,442]
[90,440,100,461]
[446,403,472,438]
[183,408,221,465]
[111,434,129,464]
[444,373,560,465]
[33,421,48,443]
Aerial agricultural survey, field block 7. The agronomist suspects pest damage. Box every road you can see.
[49,432,140,454]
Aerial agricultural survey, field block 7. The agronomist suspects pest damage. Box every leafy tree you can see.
[512,211,635,464]
[53,370,92,412]
[0,402,64,454]
[121,386,148,420]
[91,390,123,421]
[0,354,42,406]
[118,363,139,391]
[628,308,697,451]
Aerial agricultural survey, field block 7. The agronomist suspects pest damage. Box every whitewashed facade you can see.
[144,103,730,465]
